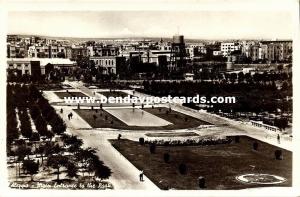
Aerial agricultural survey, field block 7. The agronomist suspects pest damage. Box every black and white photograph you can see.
[1,0,299,196]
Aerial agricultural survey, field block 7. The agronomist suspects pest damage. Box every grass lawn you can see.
[74,108,211,130]
[98,91,129,98]
[55,91,88,99]
[144,107,212,128]
[110,136,292,190]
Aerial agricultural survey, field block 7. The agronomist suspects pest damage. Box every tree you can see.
[30,132,40,142]
[46,154,68,181]
[66,162,78,179]
[22,160,39,181]
[139,137,145,145]
[75,147,97,177]
[94,163,112,180]
[50,116,66,135]
[57,52,66,58]
[16,145,31,161]
[62,134,83,153]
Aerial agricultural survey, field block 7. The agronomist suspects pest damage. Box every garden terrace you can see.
[54,91,88,99]
[97,91,129,98]
[73,107,211,130]
[110,136,292,190]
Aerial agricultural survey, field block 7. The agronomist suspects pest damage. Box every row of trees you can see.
[7,84,112,183]
[12,134,111,182]
[141,80,292,115]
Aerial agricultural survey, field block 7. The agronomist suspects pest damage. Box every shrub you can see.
[139,137,145,145]
[235,136,240,143]
[179,163,187,175]
[163,153,170,163]
[275,150,283,160]
[149,144,156,154]
[198,176,205,188]
[253,142,258,150]
[117,134,122,140]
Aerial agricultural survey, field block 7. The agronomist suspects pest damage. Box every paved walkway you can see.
[49,82,159,190]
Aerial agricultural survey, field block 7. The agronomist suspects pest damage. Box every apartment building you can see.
[221,42,240,56]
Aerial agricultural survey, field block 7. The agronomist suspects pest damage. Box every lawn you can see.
[110,136,292,190]
[55,91,88,99]
[98,91,129,98]
[144,107,212,128]
[74,107,211,130]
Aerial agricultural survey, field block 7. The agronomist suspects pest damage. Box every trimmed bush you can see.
[275,150,283,160]
[179,163,187,175]
[139,137,145,145]
[149,144,156,154]
[163,153,170,163]
[253,142,258,150]
[117,134,122,140]
[235,136,240,143]
[198,176,205,188]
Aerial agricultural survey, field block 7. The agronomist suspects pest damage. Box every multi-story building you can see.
[140,50,172,66]
[70,47,87,60]
[261,41,292,62]
[7,58,76,76]
[7,44,26,58]
[28,45,66,58]
[250,45,260,61]
[220,42,240,56]
[90,56,117,74]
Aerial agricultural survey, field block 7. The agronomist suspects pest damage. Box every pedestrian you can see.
[277,134,280,144]
[70,112,73,119]
[139,170,144,181]
[60,108,63,114]
[67,113,70,120]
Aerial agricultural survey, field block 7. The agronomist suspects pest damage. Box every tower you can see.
[171,35,186,70]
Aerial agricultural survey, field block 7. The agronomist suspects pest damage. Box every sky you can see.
[7,11,293,40]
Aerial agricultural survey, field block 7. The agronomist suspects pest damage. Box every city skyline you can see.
[8,11,293,40]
